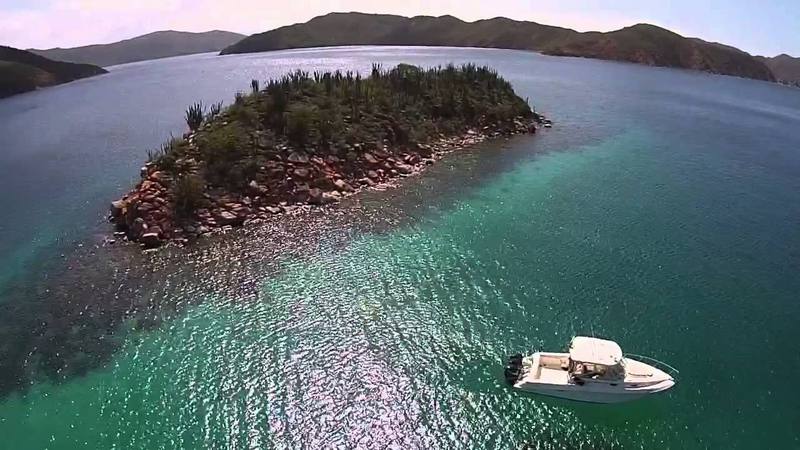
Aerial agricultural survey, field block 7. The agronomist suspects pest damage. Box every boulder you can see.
[293,168,311,179]
[333,179,355,192]
[395,163,414,175]
[140,180,156,192]
[110,200,126,218]
[288,152,309,164]
[215,211,242,226]
[131,217,147,237]
[149,171,167,183]
[256,135,271,148]
[140,232,162,248]
[322,192,341,204]
[308,188,324,205]
[312,176,337,190]
[367,170,379,180]
[265,206,281,214]
[363,152,379,165]
[403,154,421,165]
[233,206,253,218]
[248,180,268,195]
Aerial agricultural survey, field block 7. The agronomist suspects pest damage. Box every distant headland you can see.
[0,46,106,98]
[109,63,543,248]
[31,30,245,68]
[220,12,780,83]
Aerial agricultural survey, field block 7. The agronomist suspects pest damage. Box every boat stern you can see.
[505,353,524,385]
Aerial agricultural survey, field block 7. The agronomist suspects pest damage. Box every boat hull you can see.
[513,384,665,404]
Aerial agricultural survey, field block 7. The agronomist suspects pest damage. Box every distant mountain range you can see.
[221,12,779,83]
[757,54,800,86]
[0,46,106,98]
[3,14,798,100]
[32,30,245,67]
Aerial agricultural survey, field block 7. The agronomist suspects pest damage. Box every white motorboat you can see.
[505,336,677,403]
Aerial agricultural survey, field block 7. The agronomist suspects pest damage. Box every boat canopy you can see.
[569,337,623,366]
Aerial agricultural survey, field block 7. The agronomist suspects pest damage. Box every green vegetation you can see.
[207,101,223,119]
[220,12,776,82]
[173,173,205,217]
[155,63,532,200]
[185,102,204,131]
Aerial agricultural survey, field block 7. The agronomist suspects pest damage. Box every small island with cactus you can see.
[110,63,544,248]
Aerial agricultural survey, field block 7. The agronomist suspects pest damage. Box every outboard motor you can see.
[505,353,524,385]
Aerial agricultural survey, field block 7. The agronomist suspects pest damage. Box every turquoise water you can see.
[1,47,799,448]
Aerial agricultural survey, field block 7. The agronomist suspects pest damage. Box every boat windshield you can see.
[571,360,624,381]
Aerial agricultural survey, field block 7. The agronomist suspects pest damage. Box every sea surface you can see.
[0,47,799,449]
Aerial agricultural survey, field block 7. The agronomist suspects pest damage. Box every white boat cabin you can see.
[569,336,625,383]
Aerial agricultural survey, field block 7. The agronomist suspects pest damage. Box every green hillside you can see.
[222,13,775,82]
[0,46,107,98]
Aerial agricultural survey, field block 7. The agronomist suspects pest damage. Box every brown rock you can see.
[149,171,166,182]
[138,202,155,213]
[140,180,156,192]
[367,170,379,180]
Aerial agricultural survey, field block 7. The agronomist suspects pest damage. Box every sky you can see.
[1,0,798,57]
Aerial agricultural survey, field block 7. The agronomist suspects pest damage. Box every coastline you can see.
[110,120,540,248]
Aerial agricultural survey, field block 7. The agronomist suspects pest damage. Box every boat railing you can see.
[624,353,680,379]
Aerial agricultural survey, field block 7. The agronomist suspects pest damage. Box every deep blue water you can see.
[0,47,799,448]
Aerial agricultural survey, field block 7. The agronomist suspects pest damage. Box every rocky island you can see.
[110,63,542,248]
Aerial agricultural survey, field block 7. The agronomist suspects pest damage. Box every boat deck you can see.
[527,366,570,384]
[518,353,571,386]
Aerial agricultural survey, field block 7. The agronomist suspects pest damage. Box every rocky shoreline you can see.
[110,118,541,248]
